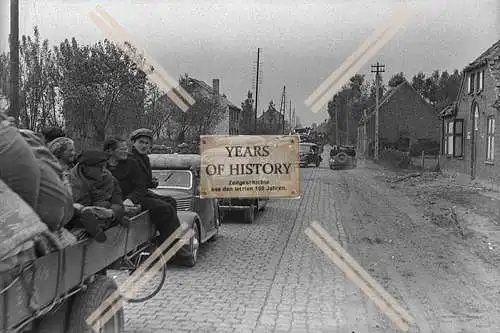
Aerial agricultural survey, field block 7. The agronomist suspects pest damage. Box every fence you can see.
[379,148,439,171]
[409,151,439,171]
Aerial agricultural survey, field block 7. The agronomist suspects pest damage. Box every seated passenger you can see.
[48,136,76,193]
[103,137,143,210]
[0,112,74,232]
[105,130,181,244]
[69,150,125,242]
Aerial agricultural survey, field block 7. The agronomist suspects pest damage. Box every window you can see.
[468,73,475,93]
[478,70,484,91]
[454,120,463,157]
[444,119,463,157]
[487,116,495,161]
[445,121,454,156]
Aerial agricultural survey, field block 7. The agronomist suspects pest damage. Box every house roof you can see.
[359,79,430,124]
[464,39,500,72]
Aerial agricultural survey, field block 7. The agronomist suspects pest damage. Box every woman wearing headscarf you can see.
[48,137,76,193]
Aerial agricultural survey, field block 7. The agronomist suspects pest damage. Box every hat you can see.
[47,137,74,159]
[130,128,153,142]
[77,150,108,166]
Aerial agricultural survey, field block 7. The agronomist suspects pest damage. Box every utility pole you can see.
[289,99,292,134]
[335,101,340,145]
[371,62,385,160]
[363,109,368,158]
[279,85,286,135]
[9,0,20,124]
[253,48,261,134]
[345,96,350,145]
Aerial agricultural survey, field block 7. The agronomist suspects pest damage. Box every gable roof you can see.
[464,39,500,72]
[360,79,433,124]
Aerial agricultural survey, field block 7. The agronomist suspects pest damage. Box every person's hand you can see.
[93,207,114,219]
[84,206,114,219]
[73,203,84,212]
[123,198,135,207]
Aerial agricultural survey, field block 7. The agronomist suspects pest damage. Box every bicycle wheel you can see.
[108,247,167,303]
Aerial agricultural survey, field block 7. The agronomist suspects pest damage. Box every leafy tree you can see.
[240,90,255,134]
[388,72,406,87]
[18,26,61,131]
[55,38,147,145]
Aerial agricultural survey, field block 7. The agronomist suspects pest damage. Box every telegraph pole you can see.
[9,0,20,124]
[345,96,350,145]
[253,48,261,134]
[288,99,292,134]
[371,62,385,160]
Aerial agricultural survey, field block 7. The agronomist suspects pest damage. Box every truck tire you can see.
[66,276,124,333]
[243,206,255,224]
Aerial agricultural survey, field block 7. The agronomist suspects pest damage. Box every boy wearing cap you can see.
[69,150,125,242]
[126,128,181,243]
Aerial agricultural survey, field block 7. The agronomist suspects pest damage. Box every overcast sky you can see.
[1,0,499,125]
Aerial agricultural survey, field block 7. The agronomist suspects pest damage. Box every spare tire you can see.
[336,152,348,163]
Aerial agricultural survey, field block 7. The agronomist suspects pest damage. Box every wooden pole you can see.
[9,0,20,124]
[371,62,385,160]
[254,48,260,134]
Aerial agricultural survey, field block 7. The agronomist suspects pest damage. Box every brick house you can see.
[160,77,241,139]
[439,40,500,181]
[257,101,285,134]
[357,79,440,157]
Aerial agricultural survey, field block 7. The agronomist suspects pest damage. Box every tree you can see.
[167,74,225,144]
[388,72,406,87]
[240,90,255,134]
[55,38,147,145]
[18,26,61,131]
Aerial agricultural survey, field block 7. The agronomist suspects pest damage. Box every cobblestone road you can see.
[122,151,500,333]
[122,157,371,333]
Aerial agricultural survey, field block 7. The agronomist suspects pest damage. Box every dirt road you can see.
[334,159,500,332]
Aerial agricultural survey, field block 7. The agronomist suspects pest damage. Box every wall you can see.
[440,63,500,183]
[379,83,440,144]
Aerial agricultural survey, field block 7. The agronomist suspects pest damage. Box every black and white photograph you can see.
[0,0,499,332]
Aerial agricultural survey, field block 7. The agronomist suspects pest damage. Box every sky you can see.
[1,0,499,126]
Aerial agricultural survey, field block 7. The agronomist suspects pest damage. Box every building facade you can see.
[439,40,500,182]
[358,80,440,157]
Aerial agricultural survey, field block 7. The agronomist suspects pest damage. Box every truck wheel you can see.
[243,206,255,224]
[67,276,124,333]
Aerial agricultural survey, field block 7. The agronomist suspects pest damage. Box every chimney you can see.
[212,79,220,96]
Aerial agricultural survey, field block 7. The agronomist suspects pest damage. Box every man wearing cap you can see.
[127,128,181,243]
[69,149,125,242]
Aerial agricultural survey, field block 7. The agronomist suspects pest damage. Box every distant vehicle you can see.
[329,145,357,170]
[149,154,220,267]
[299,142,322,167]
